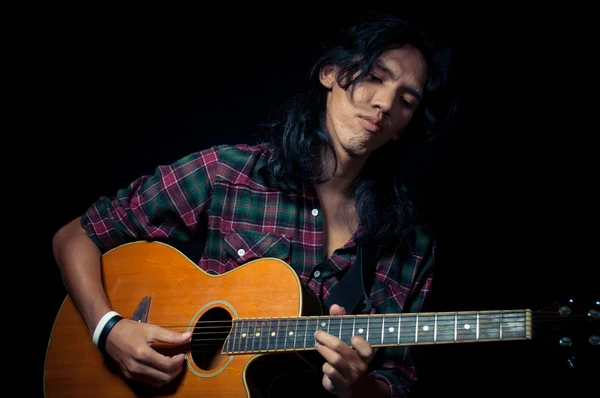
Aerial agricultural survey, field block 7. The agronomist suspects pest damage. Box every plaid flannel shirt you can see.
[81,143,435,397]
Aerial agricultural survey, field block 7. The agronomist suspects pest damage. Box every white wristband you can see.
[92,311,121,346]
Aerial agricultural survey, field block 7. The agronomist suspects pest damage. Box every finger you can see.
[315,340,354,378]
[314,330,355,358]
[328,304,346,316]
[350,335,374,360]
[150,325,192,345]
[140,349,187,374]
[322,362,349,390]
[316,340,345,367]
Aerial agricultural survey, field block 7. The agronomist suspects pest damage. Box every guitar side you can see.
[44,240,304,398]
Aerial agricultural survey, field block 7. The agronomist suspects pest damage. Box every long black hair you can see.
[262,12,458,243]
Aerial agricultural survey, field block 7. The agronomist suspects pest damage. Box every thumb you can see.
[329,304,346,316]
[151,326,192,344]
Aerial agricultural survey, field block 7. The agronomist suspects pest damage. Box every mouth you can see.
[358,116,383,133]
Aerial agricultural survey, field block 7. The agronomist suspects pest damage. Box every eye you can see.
[400,97,414,109]
[368,73,383,83]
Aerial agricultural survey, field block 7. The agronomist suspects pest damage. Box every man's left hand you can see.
[314,304,377,397]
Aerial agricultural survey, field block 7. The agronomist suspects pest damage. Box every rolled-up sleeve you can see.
[80,147,221,252]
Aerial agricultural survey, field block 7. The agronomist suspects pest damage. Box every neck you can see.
[222,309,532,354]
[318,145,368,197]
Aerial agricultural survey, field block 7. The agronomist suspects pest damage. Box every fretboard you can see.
[223,310,532,354]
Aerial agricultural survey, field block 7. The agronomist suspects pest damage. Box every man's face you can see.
[320,44,428,159]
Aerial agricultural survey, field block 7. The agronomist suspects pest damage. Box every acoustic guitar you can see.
[44,240,599,397]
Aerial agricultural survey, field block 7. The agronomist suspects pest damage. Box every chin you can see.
[344,144,370,158]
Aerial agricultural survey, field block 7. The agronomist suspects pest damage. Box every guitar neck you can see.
[223,309,532,354]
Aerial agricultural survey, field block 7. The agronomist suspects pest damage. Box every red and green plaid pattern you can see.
[81,144,435,397]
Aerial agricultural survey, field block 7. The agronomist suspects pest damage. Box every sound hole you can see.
[190,307,232,371]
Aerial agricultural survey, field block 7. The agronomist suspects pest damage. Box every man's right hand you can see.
[104,319,192,388]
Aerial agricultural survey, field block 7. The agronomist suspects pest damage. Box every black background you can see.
[28,3,597,397]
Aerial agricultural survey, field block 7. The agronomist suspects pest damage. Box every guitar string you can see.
[145,313,596,353]
[127,312,594,329]
[138,315,593,343]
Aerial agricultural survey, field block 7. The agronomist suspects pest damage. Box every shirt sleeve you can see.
[80,146,222,253]
[368,226,436,397]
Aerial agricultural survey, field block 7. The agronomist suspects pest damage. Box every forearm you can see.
[52,217,111,337]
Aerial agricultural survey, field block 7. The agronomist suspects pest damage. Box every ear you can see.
[319,63,337,89]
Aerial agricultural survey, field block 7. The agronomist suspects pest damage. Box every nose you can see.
[370,87,395,114]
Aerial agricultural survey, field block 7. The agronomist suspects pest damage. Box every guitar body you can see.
[44,240,322,398]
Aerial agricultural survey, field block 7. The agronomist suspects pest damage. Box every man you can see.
[52,12,456,397]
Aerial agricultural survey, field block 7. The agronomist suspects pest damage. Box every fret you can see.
[500,311,528,339]
[415,313,436,344]
[415,314,419,343]
[252,319,263,352]
[367,315,383,345]
[478,312,501,341]
[432,313,459,342]
[456,312,480,342]
[255,319,264,352]
[327,316,343,345]
[302,317,310,348]
[256,319,267,351]
[339,316,355,345]
[292,317,308,350]
[454,313,457,341]
[398,315,401,344]
[399,314,416,344]
[275,318,286,351]
[230,320,239,353]
[293,318,300,348]
[352,316,369,344]
[247,319,258,352]
[225,320,235,354]
[263,319,271,351]
[290,318,300,349]
[233,320,242,353]
[382,315,400,346]
[284,318,296,350]
[261,319,272,351]
[266,318,279,351]
[243,319,251,352]
[307,317,321,348]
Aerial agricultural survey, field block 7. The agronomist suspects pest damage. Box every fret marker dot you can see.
[242,333,247,337]
[255,332,260,337]
[464,324,471,329]
[321,322,326,327]
[271,332,276,336]
[422,325,429,331]
[389,327,395,332]
[358,328,364,334]
[289,331,294,336]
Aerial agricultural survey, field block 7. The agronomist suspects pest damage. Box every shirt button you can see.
[311,208,319,216]
[237,249,245,257]
[314,270,321,278]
